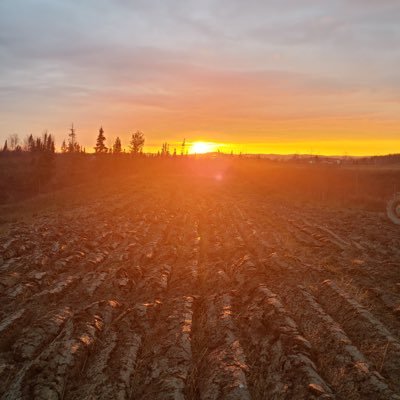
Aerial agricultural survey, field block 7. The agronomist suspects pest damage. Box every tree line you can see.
[2,125,188,156]
[91,127,146,155]
[91,126,187,156]
[2,132,55,154]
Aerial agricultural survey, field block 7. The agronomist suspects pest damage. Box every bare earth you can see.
[1,174,400,400]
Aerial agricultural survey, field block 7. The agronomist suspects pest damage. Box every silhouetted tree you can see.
[25,132,56,190]
[61,140,67,153]
[27,134,35,152]
[129,131,145,155]
[8,134,20,151]
[95,126,108,153]
[161,142,170,157]
[181,138,186,156]
[2,140,8,152]
[113,137,122,154]
[27,131,55,154]
[46,131,55,153]
[67,123,81,153]
[68,124,76,152]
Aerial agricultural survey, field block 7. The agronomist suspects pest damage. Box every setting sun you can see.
[189,142,217,154]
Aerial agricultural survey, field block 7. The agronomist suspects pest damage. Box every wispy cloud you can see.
[0,0,399,154]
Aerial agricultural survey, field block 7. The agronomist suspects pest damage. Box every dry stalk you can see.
[378,341,390,373]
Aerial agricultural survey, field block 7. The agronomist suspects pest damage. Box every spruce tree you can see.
[27,134,35,152]
[95,126,108,153]
[68,124,76,153]
[113,137,122,154]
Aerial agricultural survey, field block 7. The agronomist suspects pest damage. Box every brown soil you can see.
[1,172,400,399]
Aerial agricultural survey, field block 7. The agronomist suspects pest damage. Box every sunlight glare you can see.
[215,173,223,181]
[190,141,216,154]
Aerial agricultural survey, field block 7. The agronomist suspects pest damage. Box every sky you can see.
[0,0,399,155]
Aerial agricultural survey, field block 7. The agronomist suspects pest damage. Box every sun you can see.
[190,141,216,154]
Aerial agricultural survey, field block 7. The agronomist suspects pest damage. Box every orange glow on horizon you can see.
[189,141,219,154]
[136,138,400,157]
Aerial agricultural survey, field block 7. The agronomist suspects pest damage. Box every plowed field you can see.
[1,172,400,399]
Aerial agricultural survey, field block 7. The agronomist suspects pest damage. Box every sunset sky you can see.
[0,0,399,155]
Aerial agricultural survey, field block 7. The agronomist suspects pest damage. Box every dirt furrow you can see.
[66,306,146,400]
[1,177,400,399]
[283,285,399,399]
[194,293,251,400]
[132,296,194,399]
[317,279,400,392]
[2,300,121,400]
[238,285,334,400]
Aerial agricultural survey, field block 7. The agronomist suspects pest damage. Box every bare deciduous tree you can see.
[8,133,20,151]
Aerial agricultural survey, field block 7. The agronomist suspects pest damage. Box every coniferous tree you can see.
[61,140,67,153]
[68,124,76,153]
[26,132,56,191]
[26,132,55,154]
[129,131,145,155]
[43,131,49,152]
[181,138,186,156]
[2,140,8,152]
[27,134,35,152]
[45,132,55,153]
[50,137,55,153]
[42,131,54,153]
[67,124,82,153]
[95,126,108,153]
[113,137,122,154]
